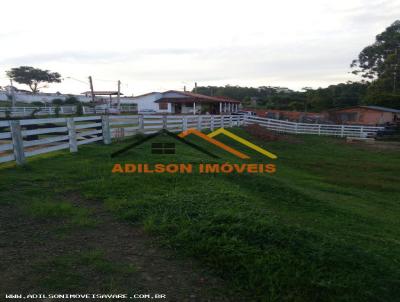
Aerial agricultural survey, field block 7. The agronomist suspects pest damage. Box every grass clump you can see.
[33,249,136,291]
[23,199,96,227]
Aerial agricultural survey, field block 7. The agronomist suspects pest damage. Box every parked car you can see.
[376,125,399,139]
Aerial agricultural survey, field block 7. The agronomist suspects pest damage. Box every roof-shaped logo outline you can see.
[111,129,220,158]
[207,128,278,159]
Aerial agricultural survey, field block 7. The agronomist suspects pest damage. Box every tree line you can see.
[194,20,400,111]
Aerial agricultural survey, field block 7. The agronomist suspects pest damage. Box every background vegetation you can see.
[194,20,400,111]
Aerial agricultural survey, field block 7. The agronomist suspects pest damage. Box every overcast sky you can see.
[0,0,398,95]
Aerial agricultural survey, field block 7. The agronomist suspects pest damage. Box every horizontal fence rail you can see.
[244,116,384,138]
[0,115,106,164]
[0,114,243,165]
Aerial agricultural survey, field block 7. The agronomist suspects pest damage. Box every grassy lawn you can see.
[1,128,399,301]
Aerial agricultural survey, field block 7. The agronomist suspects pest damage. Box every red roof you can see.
[159,90,240,103]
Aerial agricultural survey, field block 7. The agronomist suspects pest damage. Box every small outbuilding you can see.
[81,91,123,105]
[328,106,400,126]
[123,90,240,114]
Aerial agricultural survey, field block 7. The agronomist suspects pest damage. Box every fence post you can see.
[340,125,344,137]
[66,118,78,153]
[10,120,26,165]
[183,116,188,130]
[197,116,202,130]
[101,115,111,145]
[229,115,233,127]
[138,115,144,133]
[210,115,215,131]
[295,123,298,134]
[162,115,167,129]
[360,126,364,138]
[318,124,321,135]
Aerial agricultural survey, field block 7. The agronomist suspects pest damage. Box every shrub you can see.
[55,106,61,117]
[52,98,64,105]
[30,108,41,118]
[65,96,80,105]
[76,103,84,116]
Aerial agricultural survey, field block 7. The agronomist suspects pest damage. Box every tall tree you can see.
[351,20,400,80]
[6,66,62,93]
[351,20,400,108]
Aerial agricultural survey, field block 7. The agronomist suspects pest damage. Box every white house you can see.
[121,92,166,112]
[121,90,240,114]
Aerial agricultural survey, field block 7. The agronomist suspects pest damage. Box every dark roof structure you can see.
[81,91,123,96]
[155,90,240,104]
[329,105,400,113]
[359,106,400,113]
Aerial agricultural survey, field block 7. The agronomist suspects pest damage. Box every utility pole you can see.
[9,79,16,109]
[386,47,399,93]
[88,76,95,103]
[117,80,121,109]
[194,82,197,93]
[393,48,398,93]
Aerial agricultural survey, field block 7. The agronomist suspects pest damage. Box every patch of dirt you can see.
[343,140,400,152]
[244,124,303,143]
[0,192,246,301]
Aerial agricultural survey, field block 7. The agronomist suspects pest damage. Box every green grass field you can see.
[1,128,399,301]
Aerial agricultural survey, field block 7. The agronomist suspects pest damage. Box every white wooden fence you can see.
[0,114,386,165]
[244,116,384,138]
[0,114,243,165]
[0,105,137,117]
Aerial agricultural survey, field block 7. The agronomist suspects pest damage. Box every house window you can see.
[159,102,168,110]
[340,112,358,122]
[151,143,175,154]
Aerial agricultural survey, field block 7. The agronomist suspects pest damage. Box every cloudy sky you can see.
[0,0,398,95]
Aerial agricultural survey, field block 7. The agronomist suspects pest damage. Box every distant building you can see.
[81,91,123,105]
[0,89,93,104]
[273,87,293,93]
[328,106,400,125]
[122,90,240,114]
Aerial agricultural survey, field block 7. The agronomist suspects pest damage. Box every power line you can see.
[64,76,88,85]
[93,78,119,83]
